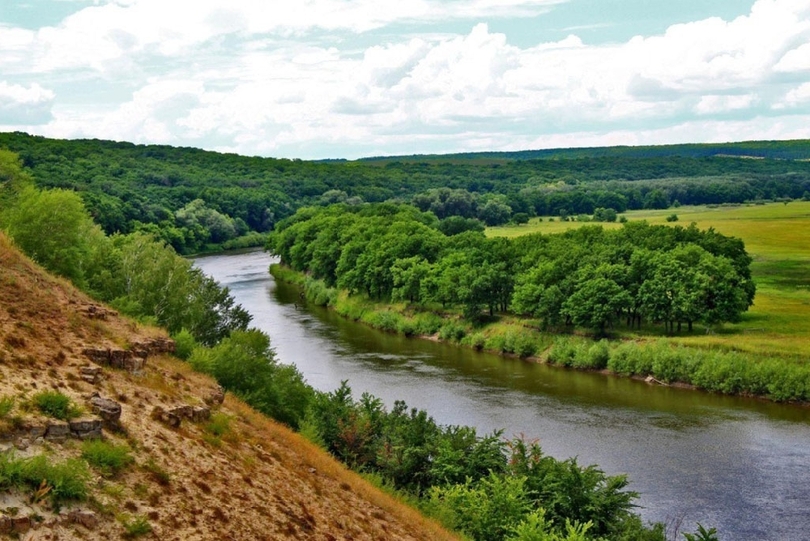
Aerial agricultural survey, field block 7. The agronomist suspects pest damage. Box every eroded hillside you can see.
[0,233,457,540]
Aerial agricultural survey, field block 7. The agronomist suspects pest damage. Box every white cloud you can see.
[777,82,810,108]
[695,94,758,115]
[7,0,810,157]
[774,43,810,72]
[0,82,55,125]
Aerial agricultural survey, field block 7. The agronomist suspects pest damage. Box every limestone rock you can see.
[80,365,102,384]
[191,406,211,422]
[151,406,181,428]
[45,421,71,443]
[204,385,225,407]
[70,417,103,439]
[89,394,122,427]
[69,509,98,530]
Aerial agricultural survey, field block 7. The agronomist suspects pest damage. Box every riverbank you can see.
[270,263,810,403]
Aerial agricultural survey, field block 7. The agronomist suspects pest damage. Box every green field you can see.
[489,201,810,359]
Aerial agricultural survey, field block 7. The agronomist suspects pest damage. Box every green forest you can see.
[268,203,755,334]
[2,132,810,255]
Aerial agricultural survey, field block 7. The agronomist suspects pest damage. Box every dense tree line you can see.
[0,150,249,345]
[268,204,755,334]
[2,132,809,252]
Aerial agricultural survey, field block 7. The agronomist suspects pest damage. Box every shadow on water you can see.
[195,250,810,541]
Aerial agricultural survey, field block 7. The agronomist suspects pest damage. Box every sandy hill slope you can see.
[0,233,457,541]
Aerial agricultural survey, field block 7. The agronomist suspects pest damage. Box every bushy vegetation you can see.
[0,452,90,505]
[268,203,754,334]
[32,391,81,420]
[81,440,134,477]
[544,338,810,402]
[301,382,661,541]
[0,151,250,346]
[189,330,313,429]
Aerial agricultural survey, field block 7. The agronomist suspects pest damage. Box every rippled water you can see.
[195,250,810,540]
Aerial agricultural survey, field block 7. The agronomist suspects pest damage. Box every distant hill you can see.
[2,132,810,254]
[358,140,810,163]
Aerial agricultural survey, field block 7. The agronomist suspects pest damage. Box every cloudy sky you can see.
[1,0,810,159]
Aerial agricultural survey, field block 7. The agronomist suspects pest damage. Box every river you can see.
[194,250,810,540]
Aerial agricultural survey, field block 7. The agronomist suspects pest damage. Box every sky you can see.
[1,0,810,159]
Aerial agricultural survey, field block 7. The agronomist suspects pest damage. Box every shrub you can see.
[172,329,197,360]
[81,440,134,477]
[0,396,14,418]
[413,312,444,335]
[363,310,402,332]
[439,321,467,342]
[0,453,90,505]
[427,473,531,541]
[189,330,314,429]
[121,514,152,538]
[32,391,80,420]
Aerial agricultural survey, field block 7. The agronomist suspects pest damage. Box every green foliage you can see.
[427,474,532,541]
[81,440,134,477]
[0,452,90,505]
[189,330,313,428]
[121,514,153,538]
[171,329,198,360]
[438,321,467,342]
[270,205,754,338]
[666,213,679,222]
[683,524,719,541]
[0,396,15,418]
[507,510,594,541]
[205,412,232,437]
[2,186,104,286]
[32,391,80,420]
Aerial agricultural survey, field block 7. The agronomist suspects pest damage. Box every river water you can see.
[194,250,810,540]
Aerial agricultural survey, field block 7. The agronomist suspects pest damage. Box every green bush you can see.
[413,312,444,336]
[439,321,467,342]
[427,474,532,541]
[0,453,90,505]
[363,310,403,332]
[81,440,134,477]
[189,330,314,429]
[121,514,152,538]
[172,329,198,360]
[0,396,14,418]
[32,391,80,420]
[466,332,487,351]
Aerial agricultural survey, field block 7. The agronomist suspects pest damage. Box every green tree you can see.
[2,186,103,286]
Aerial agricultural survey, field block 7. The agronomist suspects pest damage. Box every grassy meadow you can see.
[489,201,810,360]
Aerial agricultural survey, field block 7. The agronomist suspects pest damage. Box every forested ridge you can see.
[2,132,810,255]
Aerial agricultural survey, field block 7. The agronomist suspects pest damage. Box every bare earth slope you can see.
[0,233,457,541]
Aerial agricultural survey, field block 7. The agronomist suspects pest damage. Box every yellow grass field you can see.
[488,201,810,359]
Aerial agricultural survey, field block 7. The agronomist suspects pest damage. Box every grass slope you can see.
[0,233,458,541]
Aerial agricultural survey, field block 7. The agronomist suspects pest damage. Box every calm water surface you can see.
[195,250,810,540]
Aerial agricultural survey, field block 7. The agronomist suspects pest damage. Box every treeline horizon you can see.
[2,131,809,255]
